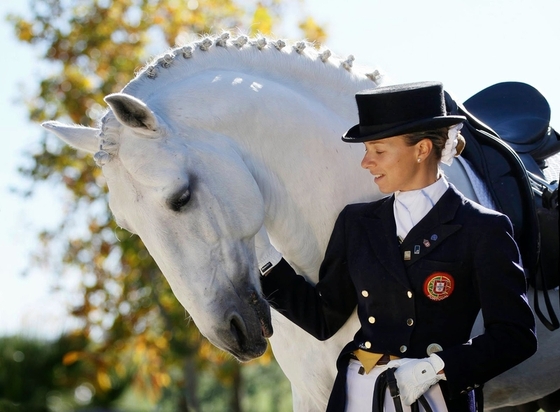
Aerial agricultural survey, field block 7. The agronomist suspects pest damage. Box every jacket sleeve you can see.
[438,214,537,397]
[260,206,357,340]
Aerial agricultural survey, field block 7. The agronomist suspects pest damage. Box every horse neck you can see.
[123,36,382,281]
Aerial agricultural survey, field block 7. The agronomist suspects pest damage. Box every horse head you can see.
[44,91,272,360]
[43,34,381,362]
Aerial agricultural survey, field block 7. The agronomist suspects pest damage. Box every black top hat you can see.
[342,81,466,143]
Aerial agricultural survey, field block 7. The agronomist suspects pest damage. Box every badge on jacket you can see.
[423,272,454,301]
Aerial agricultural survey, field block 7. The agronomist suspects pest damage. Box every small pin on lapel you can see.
[404,251,411,260]
[414,245,421,255]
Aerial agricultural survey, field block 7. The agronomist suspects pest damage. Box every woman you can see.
[257,81,537,411]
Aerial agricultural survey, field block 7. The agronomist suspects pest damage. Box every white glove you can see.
[386,354,445,406]
[254,226,282,276]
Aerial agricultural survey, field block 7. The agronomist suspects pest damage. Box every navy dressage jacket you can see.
[261,184,537,411]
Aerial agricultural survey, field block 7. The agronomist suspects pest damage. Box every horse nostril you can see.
[229,313,247,347]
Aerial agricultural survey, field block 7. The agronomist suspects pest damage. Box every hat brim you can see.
[342,116,466,143]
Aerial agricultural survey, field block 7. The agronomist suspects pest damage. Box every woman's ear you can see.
[417,138,433,159]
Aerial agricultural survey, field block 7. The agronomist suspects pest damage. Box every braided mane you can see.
[121,32,382,101]
[97,33,383,161]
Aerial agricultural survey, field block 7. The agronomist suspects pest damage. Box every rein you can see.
[529,170,560,330]
[372,368,433,412]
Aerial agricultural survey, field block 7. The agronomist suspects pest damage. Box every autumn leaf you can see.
[251,4,274,35]
[62,350,82,366]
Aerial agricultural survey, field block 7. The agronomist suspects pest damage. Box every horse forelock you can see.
[120,32,383,103]
[100,113,121,148]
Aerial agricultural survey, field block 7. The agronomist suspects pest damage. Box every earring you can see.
[417,158,421,163]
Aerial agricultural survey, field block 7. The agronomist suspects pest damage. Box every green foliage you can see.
[0,335,291,411]
[8,0,325,410]
[0,333,130,411]
[0,335,62,411]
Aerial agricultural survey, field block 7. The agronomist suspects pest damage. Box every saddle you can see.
[445,82,560,331]
[463,82,560,167]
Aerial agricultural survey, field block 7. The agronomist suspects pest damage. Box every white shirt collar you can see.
[393,176,449,241]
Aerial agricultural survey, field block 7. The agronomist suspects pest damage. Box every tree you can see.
[8,0,325,410]
[0,333,135,411]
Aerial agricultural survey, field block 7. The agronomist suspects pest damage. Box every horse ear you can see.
[104,93,159,133]
[42,121,99,154]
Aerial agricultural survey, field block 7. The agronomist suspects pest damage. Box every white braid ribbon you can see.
[440,123,463,166]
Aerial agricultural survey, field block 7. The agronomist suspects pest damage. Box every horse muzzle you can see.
[214,289,273,362]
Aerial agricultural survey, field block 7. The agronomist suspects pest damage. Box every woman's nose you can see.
[361,153,371,169]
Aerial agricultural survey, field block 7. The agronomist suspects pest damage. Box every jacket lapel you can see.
[400,185,463,267]
[361,196,411,289]
[360,185,465,287]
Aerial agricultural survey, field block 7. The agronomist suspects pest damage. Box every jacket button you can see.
[364,341,372,349]
[400,345,407,353]
[361,290,369,298]
[368,316,376,324]
[407,291,413,298]
[406,318,414,326]
[427,343,443,355]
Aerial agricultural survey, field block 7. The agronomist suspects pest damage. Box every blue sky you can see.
[1,0,559,337]
[300,0,559,123]
[0,1,72,337]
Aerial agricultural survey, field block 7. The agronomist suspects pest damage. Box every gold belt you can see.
[351,350,400,374]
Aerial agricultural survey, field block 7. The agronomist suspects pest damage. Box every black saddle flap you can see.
[461,124,540,278]
[445,91,540,279]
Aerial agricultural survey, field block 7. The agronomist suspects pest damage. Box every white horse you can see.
[43,34,560,410]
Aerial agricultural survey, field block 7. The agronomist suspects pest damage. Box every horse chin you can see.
[214,319,271,362]
[227,336,269,362]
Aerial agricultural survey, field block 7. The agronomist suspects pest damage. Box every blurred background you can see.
[1,0,558,411]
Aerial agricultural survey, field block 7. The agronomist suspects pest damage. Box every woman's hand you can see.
[386,354,446,405]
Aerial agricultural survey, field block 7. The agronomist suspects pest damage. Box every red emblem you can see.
[423,272,454,301]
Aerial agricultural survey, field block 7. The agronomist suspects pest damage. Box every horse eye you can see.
[168,187,191,212]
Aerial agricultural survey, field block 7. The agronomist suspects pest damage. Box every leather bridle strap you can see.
[385,368,404,412]
[372,368,434,412]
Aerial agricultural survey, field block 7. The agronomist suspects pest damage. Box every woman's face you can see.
[361,135,430,193]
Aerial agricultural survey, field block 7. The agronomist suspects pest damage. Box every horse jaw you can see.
[41,121,99,154]
[152,239,273,361]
